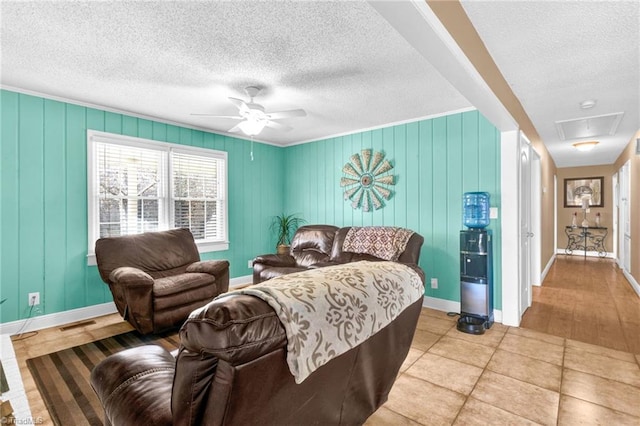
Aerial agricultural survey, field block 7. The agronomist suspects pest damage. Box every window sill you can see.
[87,240,230,266]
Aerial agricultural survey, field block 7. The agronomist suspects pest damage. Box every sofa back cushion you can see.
[95,228,200,284]
[330,226,424,264]
[290,225,338,267]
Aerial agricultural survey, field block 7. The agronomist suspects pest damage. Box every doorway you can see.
[618,161,631,274]
[518,132,542,319]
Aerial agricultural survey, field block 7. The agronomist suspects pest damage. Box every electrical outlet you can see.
[430,278,438,289]
[248,259,253,268]
[28,292,40,306]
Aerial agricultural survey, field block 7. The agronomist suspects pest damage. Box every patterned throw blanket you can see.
[224,261,424,383]
[342,226,415,261]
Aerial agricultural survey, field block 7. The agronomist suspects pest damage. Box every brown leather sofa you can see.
[95,228,230,334]
[90,282,424,425]
[253,224,424,284]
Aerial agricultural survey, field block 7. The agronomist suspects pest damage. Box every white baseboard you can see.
[230,275,252,288]
[422,296,502,323]
[622,270,640,298]
[556,248,615,259]
[0,275,254,336]
[0,302,118,336]
[539,253,556,285]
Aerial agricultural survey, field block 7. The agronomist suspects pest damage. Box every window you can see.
[87,130,228,264]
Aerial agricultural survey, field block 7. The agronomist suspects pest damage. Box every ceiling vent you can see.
[555,112,624,141]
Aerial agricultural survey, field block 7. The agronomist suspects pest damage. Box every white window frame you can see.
[87,130,229,265]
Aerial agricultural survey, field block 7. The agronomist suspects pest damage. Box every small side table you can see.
[565,226,607,258]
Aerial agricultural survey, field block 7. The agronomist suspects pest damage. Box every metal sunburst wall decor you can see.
[340,149,395,211]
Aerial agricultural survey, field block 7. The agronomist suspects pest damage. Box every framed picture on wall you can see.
[564,176,604,208]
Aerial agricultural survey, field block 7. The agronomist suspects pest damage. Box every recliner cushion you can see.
[153,273,217,312]
[95,228,200,284]
[290,225,338,267]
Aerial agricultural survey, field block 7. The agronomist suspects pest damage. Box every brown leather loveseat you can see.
[253,224,424,283]
[95,228,230,334]
[90,272,425,425]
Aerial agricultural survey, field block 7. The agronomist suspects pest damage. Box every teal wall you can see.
[0,90,501,324]
[0,89,284,323]
[283,110,502,307]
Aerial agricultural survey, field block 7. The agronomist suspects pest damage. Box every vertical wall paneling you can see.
[283,110,501,305]
[418,119,435,296]
[430,117,449,298]
[445,114,463,301]
[0,89,284,322]
[65,104,89,310]
[393,125,407,229]
[405,122,420,233]
[1,91,20,322]
[43,99,68,314]
[19,96,45,316]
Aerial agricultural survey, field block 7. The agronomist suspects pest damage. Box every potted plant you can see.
[270,213,305,254]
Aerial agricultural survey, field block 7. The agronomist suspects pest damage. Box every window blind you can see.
[171,151,225,241]
[96,142,165,238]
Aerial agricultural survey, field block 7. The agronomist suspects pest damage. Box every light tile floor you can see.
[3,307,640,425]
[365,308,640,426]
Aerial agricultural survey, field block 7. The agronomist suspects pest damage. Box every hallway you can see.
[521,256,640,354]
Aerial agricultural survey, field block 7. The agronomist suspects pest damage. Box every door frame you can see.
[531,149,542,287]
[618,160,631,273]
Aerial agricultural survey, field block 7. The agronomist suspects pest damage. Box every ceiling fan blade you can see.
[229,97,250,114]
[227,123,243,133]
[266,109,307,120]
[265,120,292,132]
[190,114,243,119]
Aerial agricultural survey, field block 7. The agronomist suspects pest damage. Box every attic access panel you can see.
[555,112,624,141]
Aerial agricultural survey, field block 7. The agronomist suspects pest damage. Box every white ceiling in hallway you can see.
[461,0,640,168]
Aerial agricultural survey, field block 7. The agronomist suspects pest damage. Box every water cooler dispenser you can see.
[458,192,494,334]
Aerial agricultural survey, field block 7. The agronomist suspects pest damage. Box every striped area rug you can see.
[26,330,180,426]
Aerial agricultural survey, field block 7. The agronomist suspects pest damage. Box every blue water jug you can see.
[463,192,490,229]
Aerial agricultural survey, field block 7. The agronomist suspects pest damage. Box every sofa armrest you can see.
[109,267,154,333]
[186,259,230,276]
[253,254,297,267]
[402,263,426,284]
[90,345,174,426]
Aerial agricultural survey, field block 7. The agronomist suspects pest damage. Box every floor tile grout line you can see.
[561,365,640,390]
[455,327,562,425]
[560,388,640,421]
[448,326,510,425]
[556,335,568,426]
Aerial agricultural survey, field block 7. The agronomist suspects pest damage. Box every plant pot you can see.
[276,244,290,255]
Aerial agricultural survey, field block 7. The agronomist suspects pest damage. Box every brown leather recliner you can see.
[252,224,339,283]
[253,224,424,284]
[95,228,229,334]
[90,284,424,425]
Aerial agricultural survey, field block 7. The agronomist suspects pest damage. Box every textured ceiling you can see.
[461,0,640,167]
[2,1,637,167]
[0,1,472,145]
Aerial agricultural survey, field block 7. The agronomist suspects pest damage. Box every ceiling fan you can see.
[191,86,306,136]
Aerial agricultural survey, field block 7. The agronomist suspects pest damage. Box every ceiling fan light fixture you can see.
[237,119,267,136]
[572,141,599,152]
